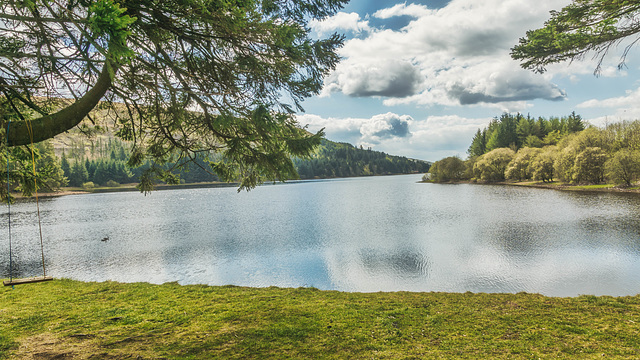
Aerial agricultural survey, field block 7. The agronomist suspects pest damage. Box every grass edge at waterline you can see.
[2,279,640,359]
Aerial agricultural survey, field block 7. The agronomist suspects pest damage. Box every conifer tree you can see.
[1,0,347,195]
[512,1,640,74]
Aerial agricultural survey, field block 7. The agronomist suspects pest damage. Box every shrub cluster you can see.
[428,117,640,186]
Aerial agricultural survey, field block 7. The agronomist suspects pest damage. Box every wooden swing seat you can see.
[3,276,53,286]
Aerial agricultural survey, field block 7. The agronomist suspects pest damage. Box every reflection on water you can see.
[2,175,640,297]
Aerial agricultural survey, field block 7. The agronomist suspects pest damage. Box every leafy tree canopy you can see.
[511,0,640,74]
[468,112,584,157]
[0,0,346,194]
[426,156,465,183]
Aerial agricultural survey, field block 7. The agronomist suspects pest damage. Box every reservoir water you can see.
[2,174,640,297]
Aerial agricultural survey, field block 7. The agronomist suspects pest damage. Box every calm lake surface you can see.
[2,174,640,297]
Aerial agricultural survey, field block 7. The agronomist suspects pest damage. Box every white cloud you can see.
[578,87,640,126]
[298,112,412,145]
[578,88,640,109]
[322,0,573,109]
[445,63,566,104]
[545,57,631,80]
[412,115,492,151]
[360,113,412,143]
[373,3,433,19]
[298,0,640,164]
[309,12,370,36]
[297,113,492,160]
[321,59,425,98]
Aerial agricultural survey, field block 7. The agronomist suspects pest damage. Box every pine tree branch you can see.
[5,59,116,146]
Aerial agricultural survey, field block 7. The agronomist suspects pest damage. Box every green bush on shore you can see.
[429,115,640,186]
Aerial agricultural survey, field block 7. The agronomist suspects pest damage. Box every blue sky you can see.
[296,0,640,161]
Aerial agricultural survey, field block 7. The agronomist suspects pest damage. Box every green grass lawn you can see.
[507,181,626,192]
[2,279,640,359]
[567,184,616,190]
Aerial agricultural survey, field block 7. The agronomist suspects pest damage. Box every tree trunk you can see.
[5,61,115,147]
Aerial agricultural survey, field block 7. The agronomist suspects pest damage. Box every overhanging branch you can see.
[5,60,116,146]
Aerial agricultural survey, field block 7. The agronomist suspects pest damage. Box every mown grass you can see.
[507,181,628,192]
[2,279,640,359]
[62,181,237,194]
[566,184,616,190]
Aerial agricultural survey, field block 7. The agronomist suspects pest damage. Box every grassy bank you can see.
[14,181,240,199]
[506,180,640,193]
[2,280,640,359]
[423,179,640,194]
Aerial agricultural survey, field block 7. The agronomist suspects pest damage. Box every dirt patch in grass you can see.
[14,333,86,360]
[14,332,154,360]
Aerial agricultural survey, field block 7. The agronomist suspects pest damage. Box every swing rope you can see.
[24,118,47,278]
[5,118,50,286]
[6,120,13,284]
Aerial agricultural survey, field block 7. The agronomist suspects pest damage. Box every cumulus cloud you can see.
[360,113,412,143]
[417,0,548,57]
[407,114,492,160]
[309,12,370,36]
[447,68,566,105]
[296,113,364,142]
[298,112,412,145]
[297,113,492,160]
[373,3,433,19]
[322,0,573,108]
[322,59,424,98]
[577,87,640,126]
[578,88,640,109]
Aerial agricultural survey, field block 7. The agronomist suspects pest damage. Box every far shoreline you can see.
[421,179,640,194]
[15,173,426,200]
[15,181,239,200]
[25,174,640,200]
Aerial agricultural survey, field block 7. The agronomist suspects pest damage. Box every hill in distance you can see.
[51,117,430,186]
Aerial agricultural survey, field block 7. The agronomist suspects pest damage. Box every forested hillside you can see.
[294,140,429,179]
[52,132,429,189]
[427,112,640,187]
[58,136,221,187]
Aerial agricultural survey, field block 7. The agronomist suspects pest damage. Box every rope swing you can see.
[4,120,52,286]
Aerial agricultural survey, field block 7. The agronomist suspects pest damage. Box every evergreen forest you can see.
[294,140,429,179]
[44,135,429,190]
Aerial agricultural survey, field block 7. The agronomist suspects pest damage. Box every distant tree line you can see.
[468,112,585,157]
[294,140,430,179]
[61,138,136,187]
[427,113,640,186]
[1,140,68,200]
[58,137,429,188]
[61,138,221,187]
